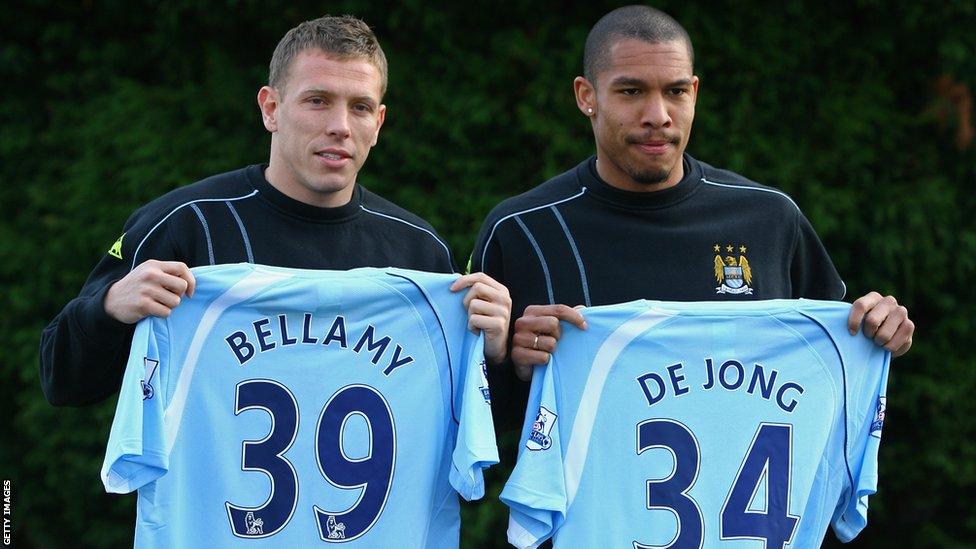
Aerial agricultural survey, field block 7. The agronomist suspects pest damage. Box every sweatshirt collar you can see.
[245,164,363,222]
[578,154,702,210]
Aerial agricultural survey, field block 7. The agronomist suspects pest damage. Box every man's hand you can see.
[450,273,512,366]
[104,260,196,324]
[510,304,587,381]
[848,292,914,357]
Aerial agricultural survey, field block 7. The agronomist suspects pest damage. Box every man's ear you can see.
[574,76,597,118]
[371,104,386,147]
[257,86,279,132]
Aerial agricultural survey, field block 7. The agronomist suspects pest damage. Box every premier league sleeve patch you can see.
[526,406,557,451]
[870,396,886,438]
[141,357,159,400]
[478,359,491,404]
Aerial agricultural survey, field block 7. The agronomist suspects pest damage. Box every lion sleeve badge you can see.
[526,406,557,451]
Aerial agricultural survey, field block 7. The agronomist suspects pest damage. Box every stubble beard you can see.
[622,134,682,187]
[628,165,672,186]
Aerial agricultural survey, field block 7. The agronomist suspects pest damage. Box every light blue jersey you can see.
[502,299,890,549]
[102,264,498,548]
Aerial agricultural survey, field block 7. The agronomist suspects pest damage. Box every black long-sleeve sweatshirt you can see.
[40,164,455,406]
[471,154,845,431]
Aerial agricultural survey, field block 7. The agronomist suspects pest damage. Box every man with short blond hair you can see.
[41,13,511,406]
[269,15,389,94]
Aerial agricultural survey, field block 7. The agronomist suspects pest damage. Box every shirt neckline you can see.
[245,164,364,222]
[578,154,702,210]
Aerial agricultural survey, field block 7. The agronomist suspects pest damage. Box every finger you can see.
[467,313,508,335]
[863,296,898,339]
[892,336,913,358]
[143,300,176,319]
[450,273,477,291]
[511,347,551,369]
[157,261,196,297]
[467,298,510,321]
[450,272,506,292]
[146,286,182,310]
[514,315,562,340]
[184,270,196,297]
[848,292,883,335]
[534,335,557,353]
[461,282,493,308]
[513,331,557,352]
[522,304,587,330]
[463,283,511,311]
[156,272,191,296]
[872,305,908,345]
[886,321,915,356]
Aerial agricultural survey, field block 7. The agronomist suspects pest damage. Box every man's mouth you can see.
[315,149,353,167]
[628,135,679,155]
[316,149,351,160]
[628,134,678,145]
[636,141,673,154]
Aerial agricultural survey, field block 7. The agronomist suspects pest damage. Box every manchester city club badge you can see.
[713,244,754,295]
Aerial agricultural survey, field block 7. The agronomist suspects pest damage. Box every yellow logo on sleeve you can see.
[108,233,125,260]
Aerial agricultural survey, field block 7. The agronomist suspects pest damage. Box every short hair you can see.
[269,15,388,96]
[583,5,694,83]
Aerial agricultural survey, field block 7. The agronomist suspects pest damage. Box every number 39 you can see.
[225,380,395,542]
[635,420,799,549]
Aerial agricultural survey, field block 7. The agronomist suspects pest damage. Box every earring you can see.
[587,107,594,115]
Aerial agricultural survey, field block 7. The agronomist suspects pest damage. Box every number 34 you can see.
[635,420,799,549]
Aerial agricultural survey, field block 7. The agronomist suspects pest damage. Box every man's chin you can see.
[300,176,355,196]
[629,168,671,186]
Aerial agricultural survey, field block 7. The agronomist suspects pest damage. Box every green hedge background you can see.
[2,1,974,546]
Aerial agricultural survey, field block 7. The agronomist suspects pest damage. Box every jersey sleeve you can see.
[100,316,171,494]
[830,336,892,541]
[449,332,500,501]
[500,360,567,549]
[39,202,183,406]
[790,212,846,300]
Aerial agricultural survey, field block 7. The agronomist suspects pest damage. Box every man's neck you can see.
[264,164,355,209]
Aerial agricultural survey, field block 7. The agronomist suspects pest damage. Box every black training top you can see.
[40,164,455,406]
[471,154,845,428]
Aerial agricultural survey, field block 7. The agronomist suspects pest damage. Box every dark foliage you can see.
[2,1,973,546]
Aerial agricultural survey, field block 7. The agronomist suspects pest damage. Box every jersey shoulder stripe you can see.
[476,161,589,270]
[359,187,455,267]
[695,158,800,212]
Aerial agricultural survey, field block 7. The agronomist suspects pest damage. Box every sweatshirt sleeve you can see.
[39,203,183,406]
[790,211,846,300]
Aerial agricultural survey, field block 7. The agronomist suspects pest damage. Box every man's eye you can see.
[668,88,688,96]
[621,88,641,96]
[353,103,373,112]
[309,97,325,105]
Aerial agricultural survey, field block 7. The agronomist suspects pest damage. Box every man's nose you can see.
[325,107,352,138]
[640,93,672,128]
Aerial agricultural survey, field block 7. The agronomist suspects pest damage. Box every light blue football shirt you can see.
[102,264,498,548]
[502,299,890,549]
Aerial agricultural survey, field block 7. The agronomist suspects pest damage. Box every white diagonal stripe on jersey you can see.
[130,190,258,270]
[563,306,673,506]
[163,268,293,454]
